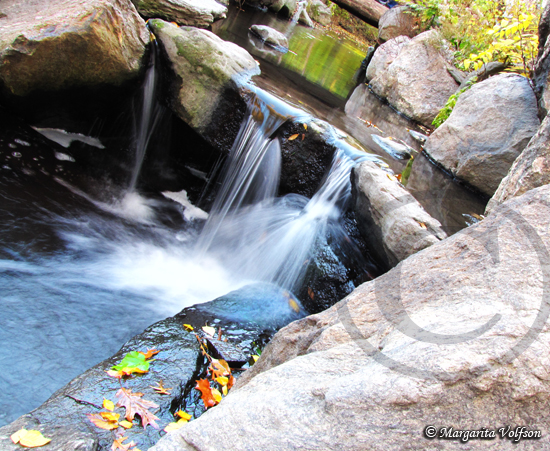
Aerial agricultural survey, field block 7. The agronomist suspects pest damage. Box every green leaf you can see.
[400,155,415,187]
[112,351,150,373]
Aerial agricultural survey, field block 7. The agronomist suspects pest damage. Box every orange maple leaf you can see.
[195,379,217,409]
[116,388,160,429]
[209,359,231,379]
[139,349,159,360]
[111,436,137,451]
[87,413,119,430]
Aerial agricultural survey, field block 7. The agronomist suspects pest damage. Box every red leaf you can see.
[116,388,160,429]
[195,379,217,409]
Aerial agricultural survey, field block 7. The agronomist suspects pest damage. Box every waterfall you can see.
[197,91,372,294]
[291,0,308,24]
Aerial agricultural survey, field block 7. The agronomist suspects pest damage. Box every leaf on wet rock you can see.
[116,388,160,429]
[202,326,216,337]
[150,380,172,395]
[175,410,192,421]
[195,379,217,409]
[209,359,231,379]
[164,418,189,433]
[10,429,51,448]
[303,123,307,130]
[87,413,120,430]
[111,436,138,451]
[139,349,159,360]
[111,351,150,375]
[183,324,194,332]
[288,134,299,141]
[103,398,115,411]
[119,420,133,429]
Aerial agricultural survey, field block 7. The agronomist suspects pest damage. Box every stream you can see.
[0,6,486,428]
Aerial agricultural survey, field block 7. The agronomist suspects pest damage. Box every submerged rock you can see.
[149,184,550,451]
[424,73,540,197]
[487,114,550,214]
[369,30,459,127]
[132,0,227,28]
[148,19,260,152]
[0,0,149,97]
[378,6,417,42]
[249,25,289,50]
[352,160,447,269]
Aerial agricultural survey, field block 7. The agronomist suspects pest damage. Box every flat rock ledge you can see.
[150,183,550,451]
[0,0,149,96]
[131,0,227,28]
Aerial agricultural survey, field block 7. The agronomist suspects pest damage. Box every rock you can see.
[249,25,289,50]
[487,114,550,214]
[351,160,447,269]
[307,0,332,26]
[246,0,297,16]
[458,61,508,90]
[132,0,227,28]
[150,184,550,451]
[148,20,260,151]
[533,0,550,117]
[298,8,315,28]
[378,6,417,42]
[369,30,459,127]
[365,36,410,82]
[424,73,540,197]
[0,284,304,451]
[0,0,149,97]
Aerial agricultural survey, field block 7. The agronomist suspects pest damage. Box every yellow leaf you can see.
[87,413,119,430]
[164,418,188,433]
[216,376,229,386]
[211,388,223,403]
[202,325,216,336]
[18,430,52,448]
[10,428,28,444]
[119,420,133,429]
[288,134,299,141]
[252,355,259,362]
[175,410,192,421]
[103,398,115,411]
[101,411,120,422]
[386,174,397,182]
[222,385,228,396]
[303,123,308,130]
[183,324,194,332]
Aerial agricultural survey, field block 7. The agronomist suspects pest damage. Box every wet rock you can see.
[424,74,540,197]
[132,0,227,28]
[351,160,447,269]
[378,6,417,42]
[533,0,550,117]
[369,30,459,127]
[148,20,260,152]
[365,36,410,82]
[487,114,550,214]
[249,25,289,50]
[245,0,297,16]
[149,184,550,451]
[307,0,332,26]
[0,284,303,451]
[0,0,149,97]
[298,8,315,28]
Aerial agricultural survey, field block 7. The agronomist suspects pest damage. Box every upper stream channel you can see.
[0,6,486,427]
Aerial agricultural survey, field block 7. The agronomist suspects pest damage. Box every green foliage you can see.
[432,78,476,128]
[406,0,540,77]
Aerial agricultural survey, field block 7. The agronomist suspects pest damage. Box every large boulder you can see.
[424,74,540,197]
[249,25,289,50]
[366,36,410,82]
[0,0,149,97]
[378,6,417,42]
[148,20,260,151]
[131,0,227,28]
[150,184,550,451]
[533,0,550,117]
[352,160,447,269]
[369,30,459,127]
[487,114,550,214]
[307,0,332,26]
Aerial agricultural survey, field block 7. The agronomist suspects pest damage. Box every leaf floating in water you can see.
[288,134,299,141]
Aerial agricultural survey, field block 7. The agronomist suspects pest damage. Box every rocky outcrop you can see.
[0,284,306,451]
[150,183,550,451]
[148,20,260,152]
[249,25,289,50]
[307,0,332,26]
[378,6,417,42]
[132,0,227,28]
[330,0,389,27]
[366,36,410,82]
[533,0,550,117]
[424,74,540,197]
[352,160,447,269]
[369,30,459,127]
[0,0,149,97]
[487,114,550,214]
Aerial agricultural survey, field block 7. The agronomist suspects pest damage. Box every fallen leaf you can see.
[216,376,229,386]
[288,298,300,313]
[175,410,192,421]
[195,379,216,409]
[17,430,51,448]
[10,429,28,444]
[251,355,259,363]
[227,375,235,390]
[471,213,484,220]
[111,351,150,376]
[101,411,121,422]
[183,324,194,332]
[119,421,133,429]
[222,385,228,396]
[164,418,188,433]
[396,174,402,182]
[139,349,159,360]
[418,221,427,229]
[301,134,305,141]
[211,388,223,404]
[103,398,115,411]
[303,123,308,130]
[87,413,120,430]
[209,359,231,378]
[116,388,160,429]
[217,327,222,341]
[111,436,137,451]
[288,134,299,141]
[106,369,125,379]
[386,174,397,182]
[150,380,172,395]
[307,287,314,300]
[202,326,216,337]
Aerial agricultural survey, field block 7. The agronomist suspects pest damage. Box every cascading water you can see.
[291,0,308,24]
